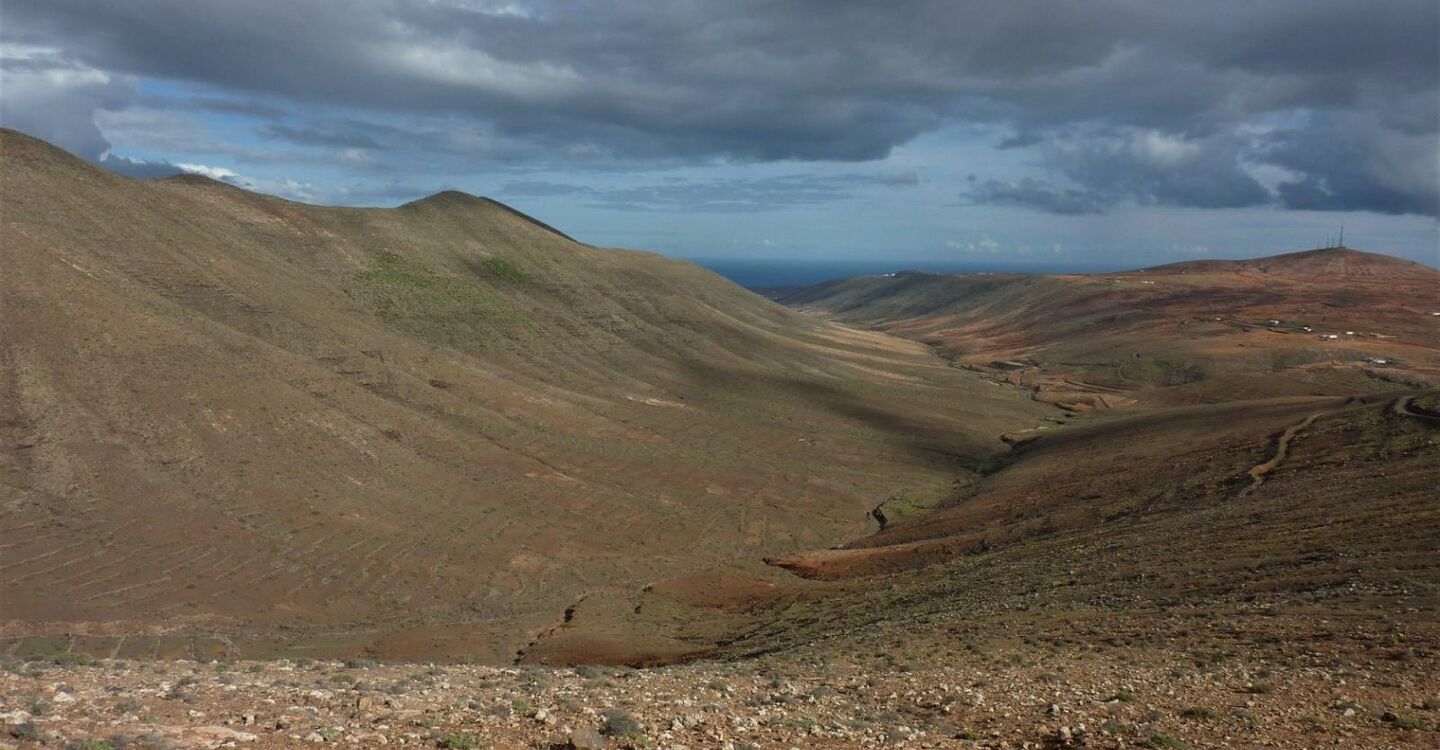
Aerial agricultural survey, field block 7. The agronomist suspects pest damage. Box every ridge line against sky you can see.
[2,0,1437,266]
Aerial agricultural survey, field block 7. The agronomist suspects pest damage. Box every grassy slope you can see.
[0,129,1048,661]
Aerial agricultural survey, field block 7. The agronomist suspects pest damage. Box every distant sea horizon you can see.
[686,256,1129,290]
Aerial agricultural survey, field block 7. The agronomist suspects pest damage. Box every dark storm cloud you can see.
[978,129,1272,214]
[2,0,1436,215]
[1262,113,1440,216]
[967,179,1111,216]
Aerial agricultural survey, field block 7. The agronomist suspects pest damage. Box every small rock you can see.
[568,726,606,749]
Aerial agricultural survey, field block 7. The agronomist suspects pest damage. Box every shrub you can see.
[601,709,644,738]
[478,257,529,283]
[49,651,97,667]
[438,732,478,749]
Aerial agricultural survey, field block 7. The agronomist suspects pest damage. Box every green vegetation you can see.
[1181,706,1218,721]
[355,250,434,290]
[439,732,479,749]
[1143,734,1189,750]
[47,651,96,667]
[1383,713,1423,731]
[1120,356,1210,386]
[870,483,959,528]
[478,256,530,283]
[601,709,645,738]
[353,250,531,346]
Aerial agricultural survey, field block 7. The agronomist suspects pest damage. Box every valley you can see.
[1,129,1437,748]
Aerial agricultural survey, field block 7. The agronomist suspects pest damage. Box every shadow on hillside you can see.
[675,359,985,468]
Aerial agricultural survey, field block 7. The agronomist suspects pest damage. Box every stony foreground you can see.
[2,642,1436,750]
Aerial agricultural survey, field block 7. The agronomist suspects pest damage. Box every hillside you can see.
[1145,247,1438,279]
[779,249,1440,411]
[2,130,1438,749]
[0,128,1048,661]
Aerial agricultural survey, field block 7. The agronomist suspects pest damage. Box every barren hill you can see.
[779,249,1440,410]
[1144,246,1438,280]
[0,128,1046,661]
[3,130,1439,749]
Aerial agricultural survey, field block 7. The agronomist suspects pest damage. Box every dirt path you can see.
[1238,413,1323,497]
[1392,394,1440,422]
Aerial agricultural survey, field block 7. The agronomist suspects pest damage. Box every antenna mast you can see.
[1338,225,1344,248]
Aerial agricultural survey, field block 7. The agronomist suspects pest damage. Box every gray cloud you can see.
[1263,113,1440,216]
[259,124,381,150]
[2,1,1436,215]
[967,130,1271,214]
[0,43,136,160]
[98,154,183,179]
[501,172,917,212]
[967,178,1110,216]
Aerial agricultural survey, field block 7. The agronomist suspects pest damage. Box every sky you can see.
[2,0,1438,270]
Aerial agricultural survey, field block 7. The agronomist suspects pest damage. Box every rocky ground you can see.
[5,627,1436,750]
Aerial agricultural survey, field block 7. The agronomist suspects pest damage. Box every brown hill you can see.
[0,128,1046,660]
[779,248,1440,410]
[1142,247,1438,280]
[2,130,1436,749]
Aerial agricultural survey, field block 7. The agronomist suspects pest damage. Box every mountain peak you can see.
[401,189,486,209]
[400,190,581,243]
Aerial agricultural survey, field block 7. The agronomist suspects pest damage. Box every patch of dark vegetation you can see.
[477,256,530,283]
[601,708,645,739]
